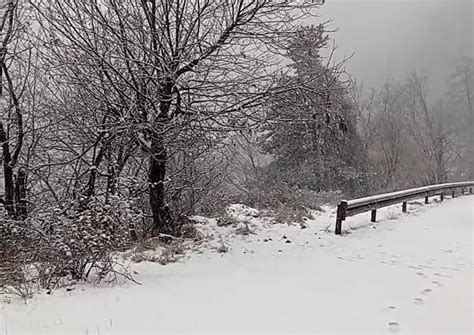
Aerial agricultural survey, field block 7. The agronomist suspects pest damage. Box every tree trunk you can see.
[83,146,106,198]
[149,81,174,235]
[14,168,27,219]
[149,133,170,234]
[106,162,116,196]
[0,123,15,217]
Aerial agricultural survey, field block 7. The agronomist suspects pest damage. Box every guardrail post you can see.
[470,187,473,194]
[452,190,456,198]
[402,201,407,212]
[335,201,348,235]
[371,209,377,222]
[440,193,444,201]
[424,196,429,204]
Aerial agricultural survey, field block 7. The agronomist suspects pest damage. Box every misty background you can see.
[318,0,473,96]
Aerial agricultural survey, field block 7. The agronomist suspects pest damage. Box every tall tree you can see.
[372,81,406,190]
[0,0,30,218]
[33,0,324,234]
[403,72,460,185]
[450,57,473,179]
[260,25,367,196]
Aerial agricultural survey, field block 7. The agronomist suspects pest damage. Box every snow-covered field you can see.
[1,196,473,334]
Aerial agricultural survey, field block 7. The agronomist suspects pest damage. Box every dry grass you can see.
[130,236,186,265]
[274,205,314,224]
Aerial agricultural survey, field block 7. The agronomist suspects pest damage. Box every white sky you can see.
[317,0,473,95]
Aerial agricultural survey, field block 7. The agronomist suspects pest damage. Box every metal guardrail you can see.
[335,181,474,235]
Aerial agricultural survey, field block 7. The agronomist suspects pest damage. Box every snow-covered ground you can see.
[1,196,473,334]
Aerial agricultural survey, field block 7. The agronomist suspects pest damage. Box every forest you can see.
[0,0,472,297]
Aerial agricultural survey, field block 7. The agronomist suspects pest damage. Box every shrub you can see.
[130,236,186,265]
[273,204,314,224]
[0,196,143,297]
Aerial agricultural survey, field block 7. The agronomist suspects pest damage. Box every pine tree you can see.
[260,25,368,196]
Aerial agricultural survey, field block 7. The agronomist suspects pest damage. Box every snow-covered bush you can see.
[273,204,314,224]
[128,236,186,265]
[226,204,260,219]
[0,196,143,296]
[0,219,38,298]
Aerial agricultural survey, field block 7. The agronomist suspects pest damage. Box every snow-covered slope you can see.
[1,196,473,334]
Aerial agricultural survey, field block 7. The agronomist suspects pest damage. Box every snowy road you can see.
[1,196,473,334]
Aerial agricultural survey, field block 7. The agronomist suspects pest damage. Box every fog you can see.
[318,0,473,95]
[1,2,473,333]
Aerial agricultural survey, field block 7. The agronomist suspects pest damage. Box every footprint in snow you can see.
[409,265,424,270]
[387,322,400,333]
[439,266,460,272]
[431,281,443,287]
[420,288,432,295]
[415,272,428,278]
[434,272,452,279]
[413,297,424,305]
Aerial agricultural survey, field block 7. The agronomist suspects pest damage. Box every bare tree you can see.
[403,72,460,185]
[373,82,406,189]
[0,0,30,218]
[32,0,324,235]
[353,85,377,154]
[450,57,473,179]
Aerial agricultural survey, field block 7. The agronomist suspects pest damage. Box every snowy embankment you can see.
[1,196,473,334]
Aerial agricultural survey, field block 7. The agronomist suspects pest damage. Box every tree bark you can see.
[0,122,15,217]
[83,149,105,198]
[149,132,169,234]
[14,168,27,219]
[149,81,173,235]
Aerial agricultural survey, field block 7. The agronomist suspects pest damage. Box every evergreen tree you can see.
[260,25,368,196]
